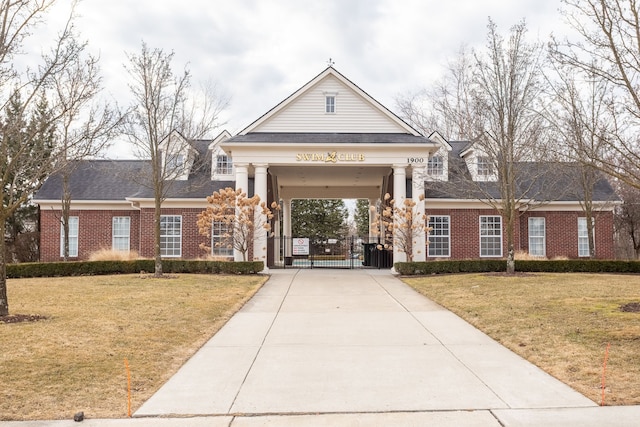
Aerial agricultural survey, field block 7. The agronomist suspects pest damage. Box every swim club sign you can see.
[296,151,365,163]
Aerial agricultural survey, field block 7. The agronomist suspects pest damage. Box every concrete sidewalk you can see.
[5,269,640,426]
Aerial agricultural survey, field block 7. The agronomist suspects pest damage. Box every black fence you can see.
[270,236,393,269]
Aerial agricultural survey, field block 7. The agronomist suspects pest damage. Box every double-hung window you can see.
[216,154,233,175]
[528,217,546,257]
[211,221,233,257]
[60,216,79,257]
[477,156,493,177]
[578,217,594,257]
[428,216,450,257]
[325,95,335,113]
[166,153,185,171]
[427,155,444,177]
[112,217,131,252]
[480,215,502,257]
[160,215,182,257]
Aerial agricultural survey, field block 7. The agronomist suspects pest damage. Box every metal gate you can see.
[271,236,393,269]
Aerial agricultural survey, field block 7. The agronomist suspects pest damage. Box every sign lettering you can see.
[296,151,365,162]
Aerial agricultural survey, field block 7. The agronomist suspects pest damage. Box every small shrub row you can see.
[6,260,264,278]
[395,260,507,275]
[394,259,640,275]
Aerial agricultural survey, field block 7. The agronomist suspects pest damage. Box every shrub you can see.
[394,259,640,275]
[6,260,264,278]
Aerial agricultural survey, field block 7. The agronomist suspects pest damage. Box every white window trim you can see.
[476,156,495,181]
[211,220,234,257]
[160,215,182,258]
[323,91,338,114]
[578,217,594,257]
[211,149,234,180]
[428,215,451,258]
[112,216,131,252]
[479,215,502,258]
[60,216,79,258]
[528,217,546,257]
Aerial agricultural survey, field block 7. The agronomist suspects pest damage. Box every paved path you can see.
[5,269,640,426]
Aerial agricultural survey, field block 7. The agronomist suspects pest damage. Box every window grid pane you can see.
[60,216,79,257]
[528,217,545,257]
[427,155,444,176]
[325,96,335,113]
[112,217,131,252]
[480,216,502,257]
[211,221,234,257]
[216,155,233,175]
[160,215,182,257]
[578,217,593,257]
[477,157,493,176]
[428,216,450,257]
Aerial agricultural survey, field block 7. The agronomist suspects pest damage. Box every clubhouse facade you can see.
[34,67,618,267]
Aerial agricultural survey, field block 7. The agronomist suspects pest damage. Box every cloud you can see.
[30,0,571,158]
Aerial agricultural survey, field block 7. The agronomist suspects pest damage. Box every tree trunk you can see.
[61,172,71,261]
[154,195,163,277]
[0,218,9,316]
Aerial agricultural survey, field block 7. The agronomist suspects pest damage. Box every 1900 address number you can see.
[407,157,425,163]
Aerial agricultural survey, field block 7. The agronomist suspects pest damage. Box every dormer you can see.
[160,130,196,181]
[426,131,453,181]
[460,141,498,182]
[209,130,234,181]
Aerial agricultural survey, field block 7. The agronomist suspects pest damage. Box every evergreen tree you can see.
[2,90,53,262]
[291,199,348,241]
[354,199,371,236]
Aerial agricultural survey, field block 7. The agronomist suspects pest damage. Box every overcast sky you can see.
[37,0,568,158]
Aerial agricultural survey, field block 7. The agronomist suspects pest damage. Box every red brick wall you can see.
[425,208,616,260]
[40,209,141,262]
[131,208,209,259]
[427,208,509,259]
[40,206,616,262]
[520,210,615,259]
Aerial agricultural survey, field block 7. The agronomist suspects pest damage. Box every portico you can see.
[221,135,437,268]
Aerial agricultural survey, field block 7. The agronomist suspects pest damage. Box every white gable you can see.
[242,67,420,135]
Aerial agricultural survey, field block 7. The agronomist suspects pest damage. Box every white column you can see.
[393,165,407,264]
[368,198,378,239]
[282,198,292,256]
[253,164,269,271]
[412,167,426,262]
[234,164,249,262]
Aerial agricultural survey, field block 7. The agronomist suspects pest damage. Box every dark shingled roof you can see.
[34,139,234,201]
[424,141,619,202]
[226,132,432,144]
[35,136,618,204]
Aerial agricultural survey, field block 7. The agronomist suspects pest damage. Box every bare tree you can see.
[615,179,640,259]
[123,42,227,276]
[544,63,615,257]
[396,45,476,139]
[1,1,106,316]
[467,19,548,273]
[551,0,640,190]
[197,187,278,262]
[53,38,123,261]
[370,193,429,262]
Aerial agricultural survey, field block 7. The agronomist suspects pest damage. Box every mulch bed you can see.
[620,302,640,313]
[0,314,48,324]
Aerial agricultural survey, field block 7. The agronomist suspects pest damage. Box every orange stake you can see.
[601,343,611,406]
[124,358,132,417]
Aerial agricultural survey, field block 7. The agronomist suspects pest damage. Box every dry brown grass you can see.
[0,274,266,421]
[88,249,141,261]
[402,273,640,406]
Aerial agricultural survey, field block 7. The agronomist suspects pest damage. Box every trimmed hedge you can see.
[394,259,640,275]
[6,260,264,279]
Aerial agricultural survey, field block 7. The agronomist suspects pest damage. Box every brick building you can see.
[34,67,618,266]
